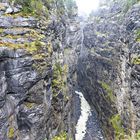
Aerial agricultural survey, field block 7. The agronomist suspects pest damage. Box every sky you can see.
[75,0,100,16]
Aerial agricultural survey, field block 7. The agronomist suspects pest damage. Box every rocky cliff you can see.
[0,0,77,139]
[0,0,140,140]
[77,0,140,139]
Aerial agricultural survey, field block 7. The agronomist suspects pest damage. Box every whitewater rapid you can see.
[75,91,91,140]
[75,91,104,140]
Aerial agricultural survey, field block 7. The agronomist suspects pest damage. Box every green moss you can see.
[0,39,46,51]
[0,42,23,49]
[24,102,34,109]
[0,27,46,53]
[0,36,50,74]
[28,30,46,40]
[4,34,23,39]
[1,28,45,41]
[33,53,47,60]
[132,57,140,65]
[125,130,140,140]
[4,12,25,18]
[47,42,53,55]
[136,130,140,140]
[9,0,49,18]
[52,63,68,97]
[30,40,50,72]
[32,61,48,73]
[8,127,14,139]
[31,41,53,73]
[13,0,43,16]
[136,29,140,42]
[99,81,115,102]
[0,28,4,34]
[10,0,76,19]
[110,114,125,140]
[110,114,140,140]
[52,132,67,140]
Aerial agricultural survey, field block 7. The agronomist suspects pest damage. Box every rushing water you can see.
[75,91,104,140]
[75,91,91,140]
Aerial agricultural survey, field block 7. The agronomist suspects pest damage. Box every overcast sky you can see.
[75,0,100,16]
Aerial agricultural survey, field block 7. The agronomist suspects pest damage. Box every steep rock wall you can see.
[77,1,140,139]
[0,1,75,140]
[0,0,140,140]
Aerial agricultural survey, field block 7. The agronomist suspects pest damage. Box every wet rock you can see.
[0,16,37,28]
[5,6,20,14]
[0,47,27,58]
[0,72,7,108]
[5,7,13,14]
[0,1,73,139]
[77,2,140,139]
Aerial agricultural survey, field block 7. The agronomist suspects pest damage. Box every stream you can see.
[75,91,104,140]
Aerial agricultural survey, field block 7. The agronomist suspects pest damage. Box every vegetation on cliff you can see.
[9,0,77,18]
[0,0,140,139]
[52,62,68,97]
[52,131,67,140]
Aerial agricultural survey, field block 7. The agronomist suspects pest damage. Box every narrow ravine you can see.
[75,91,104,140]
[75,91,91,140]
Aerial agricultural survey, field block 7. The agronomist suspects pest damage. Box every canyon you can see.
[0,0,140,140]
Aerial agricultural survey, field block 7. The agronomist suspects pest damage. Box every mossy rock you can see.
[8,127,14,139]
[52,132,67,140]
[136,130,140,140]
[132,57,140,65]
[99,81,116,102]
[0,28,4,34]
[10,0,49,18]
[110,114,140,140]
[0,40,46,53]
[24,102,35,109]
[110,114,125,140]
[52,63,68,97]
[136,29,140,42]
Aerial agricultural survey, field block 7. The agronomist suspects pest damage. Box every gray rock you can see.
[0,72,7,108]
[76,2,140,139]
[0,47,27,58]
[5,7,13,14]
[0,16,37,28]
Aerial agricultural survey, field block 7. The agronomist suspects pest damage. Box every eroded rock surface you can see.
[77,1,140,139]
[0,0,140,140]
[0,2,73,140]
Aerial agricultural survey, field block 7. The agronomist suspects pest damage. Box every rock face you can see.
[0,0,140,140]
[77,1,140,139]
[0,2,74,140]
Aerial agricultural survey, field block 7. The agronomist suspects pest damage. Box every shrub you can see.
[110,114,125,140]
[11,0,47,17]
[52,62,68,97]
[99,81,115,102]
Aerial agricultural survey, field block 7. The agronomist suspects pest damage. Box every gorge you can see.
[0,0,140,140]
